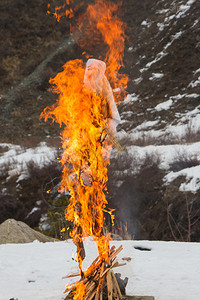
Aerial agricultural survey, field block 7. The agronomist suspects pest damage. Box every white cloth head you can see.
[83,59,121,133]
[83,59,106,92]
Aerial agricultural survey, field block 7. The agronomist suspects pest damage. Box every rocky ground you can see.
[0,0,200,241]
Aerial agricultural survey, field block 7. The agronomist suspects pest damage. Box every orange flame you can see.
[42,1,128,298]
[47,1,75,21]
[76,0,128,101]
[41,59,111,267]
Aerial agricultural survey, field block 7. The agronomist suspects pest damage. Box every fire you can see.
[76,0,128,100]
[42,0,128,298]
[41,59,111,267]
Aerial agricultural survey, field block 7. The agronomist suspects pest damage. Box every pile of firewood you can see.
[63,245,126,300]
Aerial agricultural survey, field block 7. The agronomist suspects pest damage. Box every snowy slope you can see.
[0,142,57,180]
[0,239,200,300]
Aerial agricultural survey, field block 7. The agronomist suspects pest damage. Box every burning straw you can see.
[41,0,128,299]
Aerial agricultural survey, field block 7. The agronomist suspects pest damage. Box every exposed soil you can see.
[0,218,56,243]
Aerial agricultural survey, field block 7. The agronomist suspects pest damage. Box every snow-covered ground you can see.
[0,239,199,300]
[0,142,57,180]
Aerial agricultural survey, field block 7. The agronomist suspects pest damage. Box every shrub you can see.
[39,195,72,240]
[169,150,200,172]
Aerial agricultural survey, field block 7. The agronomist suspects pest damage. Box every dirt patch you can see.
[0,219,56,244]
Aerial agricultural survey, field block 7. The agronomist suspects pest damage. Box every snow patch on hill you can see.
[0,142,57,180]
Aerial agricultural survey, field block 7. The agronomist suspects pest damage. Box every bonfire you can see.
[41,0,128,299]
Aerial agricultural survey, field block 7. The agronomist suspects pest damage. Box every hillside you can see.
[0,0,199,241]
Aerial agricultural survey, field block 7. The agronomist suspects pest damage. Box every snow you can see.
[0,142,57,180]
[133,120,159,131]
[120,114,199,144]
[134,77,143,84]
[113,138,200,193]
[164,14,175,23]
[155,0,197,34]
[156,0,196,31]
[120,92,200,146]
[0,239,200,300]
[155,99,173,111]
[140,51,166,72]
[149,72,164,80]
[125,142,200,170]
[140,31,183,72]
[157,23,165,31]
[157,9,170,15]
[26,207,41,218]
[170,93,199,100]
[141,20,151,27]
[128,46,133,52]
[176,0,196,19]
[164,165,200,193]
[123,93,140,104]
[194,68,200,75]
[188,76,200,88]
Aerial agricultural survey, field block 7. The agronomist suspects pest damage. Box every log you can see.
[100,290,103,300]
[100,259,118,278]
[106,270,113,300]
[110,245,123,261]
[112,282,119,300]
[111,270,122,299]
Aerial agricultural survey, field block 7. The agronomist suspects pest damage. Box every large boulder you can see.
[0,219,56,244]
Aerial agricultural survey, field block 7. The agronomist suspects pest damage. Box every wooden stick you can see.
[112,262,127,268]
[101,259,118,278]
[85,284,96,299]
[107,270,113,300]
[94,284,100,300]
[100,289,103,300]
[110,245,123,261]
[111,270,122,299]
[63,245,124,299]
[110,245,116,254]
[105,125,124,152]
[87,288,98,300]
[62,272,80,279]
[112,277,119,300]
[64,282,77,293]
[64,276,88,293]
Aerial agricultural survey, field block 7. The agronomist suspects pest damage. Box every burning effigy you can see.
[41,0,128,299]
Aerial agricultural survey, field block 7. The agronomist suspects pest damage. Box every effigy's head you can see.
[83,59,106,92]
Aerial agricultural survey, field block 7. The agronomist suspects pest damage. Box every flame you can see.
[42,1,128,298]
[47,1,75,21]
[76,0,128,102]
[41,59,111,267]
[47,0,128,100]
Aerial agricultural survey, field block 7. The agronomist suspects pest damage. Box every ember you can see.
[41,0,128,299]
